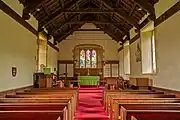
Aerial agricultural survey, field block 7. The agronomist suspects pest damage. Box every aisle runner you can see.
[75,87,109,120]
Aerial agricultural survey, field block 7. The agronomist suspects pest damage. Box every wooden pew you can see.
[0,98,72,120]
[107,93,175,112]
[105,91,167,112]
[111,98,180,120]
[131,116,137,120]
[1,89,77,120]
[5,94,75,118]
[104,90,158,109]
[0,88,78,120]
[0,103,68,120]
[119,103,180,120]
[16,88,78,116]
[23,88,78,108]
[0,110,66,120]
[121,106,180,120]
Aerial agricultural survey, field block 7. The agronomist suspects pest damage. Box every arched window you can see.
[79,49,97,68]
[73,44,104,68]
[86,50,91,68]
[92,50,97,68]
[80,50,85,68]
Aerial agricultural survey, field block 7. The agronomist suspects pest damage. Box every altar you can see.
[78,76,100,86]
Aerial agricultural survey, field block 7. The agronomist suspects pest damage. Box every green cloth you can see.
[43,68,51,75]
[78,76,99,85]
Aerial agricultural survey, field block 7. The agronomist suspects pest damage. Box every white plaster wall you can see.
[47,46,58,74]
[58,24,119,61]
[155,0,180,18]
[153,11,180,91]
[119,51,124,76]
[130,39,142,77]
[0,11,37,91]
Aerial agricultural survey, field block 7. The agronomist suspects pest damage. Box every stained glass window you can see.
[86,50,91,68]
[79,49,97,68]
[92,50,97,68]
[80,50,85,68]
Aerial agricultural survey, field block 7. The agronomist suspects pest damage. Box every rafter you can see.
[20,0,48,20]
[92,0,139,28]
[135,0,155,19]
[54,20,129,24]
[41,0,86,27]
[45,8,141,13]
[55,24,83,42]
[59,0,64,8]
[100,14,128,36]
[51,13,80,34]
[76,29,102,31]
[95,24,123,42]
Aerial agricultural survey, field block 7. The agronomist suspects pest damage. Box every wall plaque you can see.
[12,67,17,77]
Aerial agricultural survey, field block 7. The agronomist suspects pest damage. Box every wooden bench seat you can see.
[0,88,78,120]
[0,103,68,111]
[1,93,75,120]
[0,103,69,119]
[104,91,164,108]
[110,98,180,120]
[106,92,175,113]
[0,110,65,120]
[121,108,180,120]
[120,104,180,120]
[107,93,175,112]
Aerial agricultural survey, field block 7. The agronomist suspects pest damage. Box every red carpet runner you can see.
[75,87,109,120]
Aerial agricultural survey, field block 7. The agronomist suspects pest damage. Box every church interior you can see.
[0,0,180,120]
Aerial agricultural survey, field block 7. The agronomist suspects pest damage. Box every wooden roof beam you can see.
[59,0,64,8]
[55,24,83,43]
[100,14,128,36]
[51,13,80,35]
[41,0,86,27]
[96,0,139,28]
[54,20,131,24]
[48,9,122,13]
[76,29,102,31]
[95,24,123,42]
[135,0,156,20]
[20,0,47,20]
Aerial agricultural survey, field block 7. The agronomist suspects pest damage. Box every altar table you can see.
[78,76,99,86]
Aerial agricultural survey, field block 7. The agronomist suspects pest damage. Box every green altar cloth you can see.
[78,76,99,86]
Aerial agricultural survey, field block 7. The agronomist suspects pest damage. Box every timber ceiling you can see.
[19,0,159,44]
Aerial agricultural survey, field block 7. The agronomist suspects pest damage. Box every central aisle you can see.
[74,87,109,120]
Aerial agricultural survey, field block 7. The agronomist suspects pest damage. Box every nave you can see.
[0,0,180,120]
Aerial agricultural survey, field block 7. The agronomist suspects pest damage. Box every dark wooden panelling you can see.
[75,68,103,76]
[129,33,140,44]
[118,46,124,52]
[106,60,119,64]
[58,60,74,64]
[139,17,151,29]
[47,41,59,52]
[0,0,59,52]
